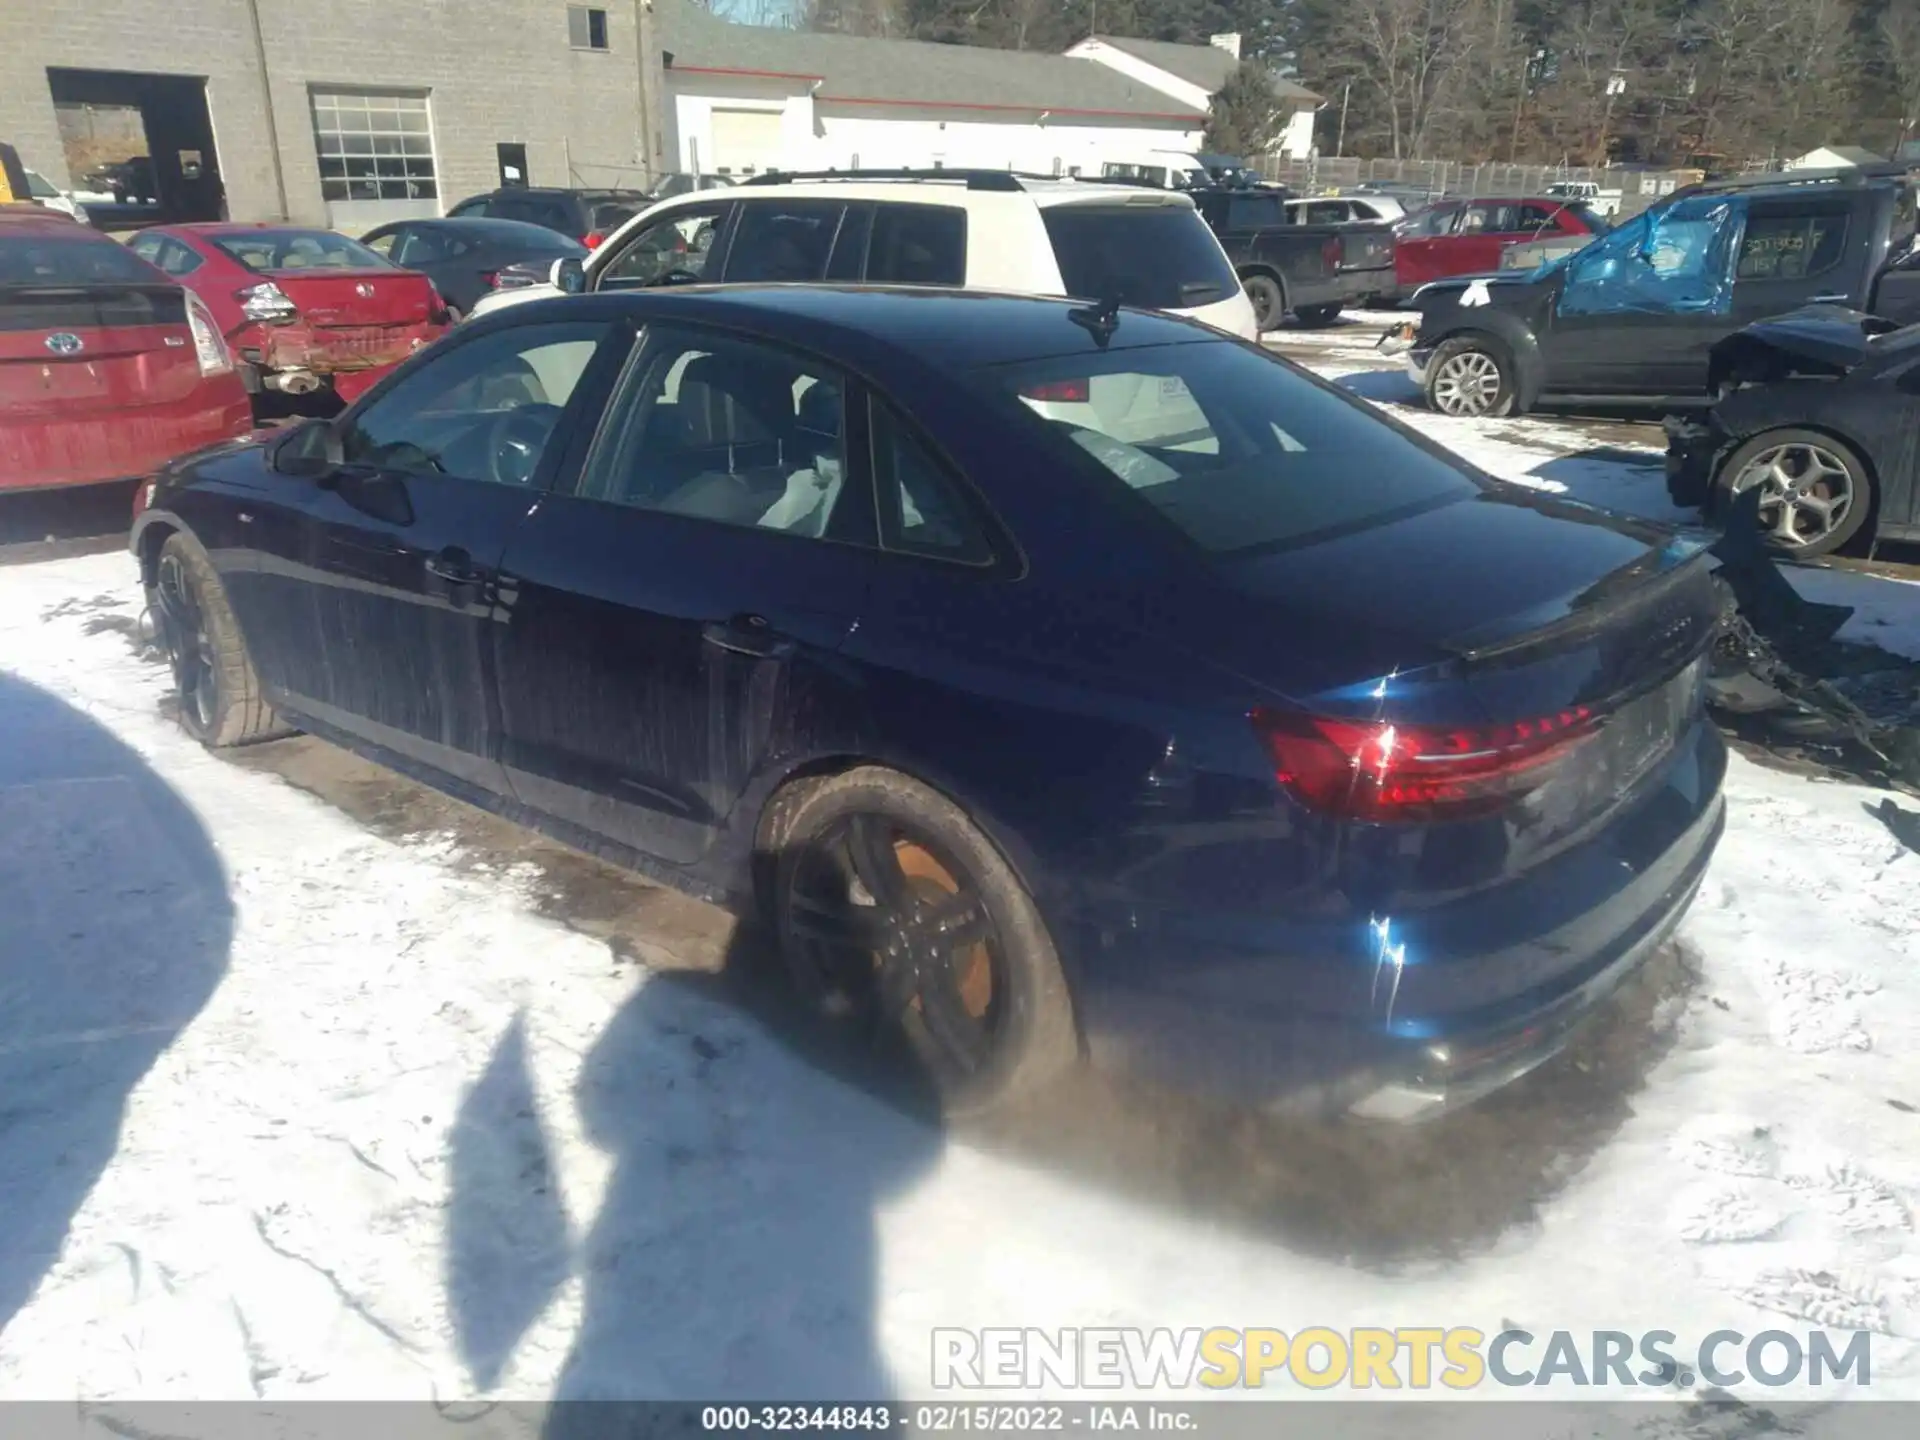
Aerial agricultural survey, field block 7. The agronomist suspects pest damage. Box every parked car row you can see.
[1385,163,1920,557]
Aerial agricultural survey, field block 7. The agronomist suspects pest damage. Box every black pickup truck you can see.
[1388,165,1920,416]
[1188,187,1397,331]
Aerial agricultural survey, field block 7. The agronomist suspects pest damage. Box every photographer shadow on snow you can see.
[0,671,232,1337]
[444,909,944,1415]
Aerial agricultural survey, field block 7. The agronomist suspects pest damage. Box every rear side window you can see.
[1228,195,1286,228]
[864,204,966,286]
[449,197,492,218]
[992,340,1479,553]
[1737,208,1850,281]
[869,400,994,564]
[723,200,846,282]
[1041,204,1238,310]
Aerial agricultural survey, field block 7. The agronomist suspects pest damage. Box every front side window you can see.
[1041,204,1238,310]
[991,340,1480,554]
[1399,205,1460,238]
[597,205,729,289]
[581,329,851,540]
[723,200,847,283]
[1558,197,1741,316]
[1461,203,1518,234]
[340,321,608,486]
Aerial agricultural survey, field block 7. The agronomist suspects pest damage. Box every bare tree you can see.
[1884,1,1920,152]
[1324,0,1489,158]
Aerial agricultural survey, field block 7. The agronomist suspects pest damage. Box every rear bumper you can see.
[0,383,251,491]
[1070,719,1728,1121]
[238,319,446,377]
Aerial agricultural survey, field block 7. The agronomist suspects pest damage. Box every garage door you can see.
[708,109,783,178]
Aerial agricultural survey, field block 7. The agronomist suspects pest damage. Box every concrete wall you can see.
[0,0,647,228]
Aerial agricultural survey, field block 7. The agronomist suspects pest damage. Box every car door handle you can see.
[702,615,793,658]
[1809,293,1848,304]
[425,548,487,586]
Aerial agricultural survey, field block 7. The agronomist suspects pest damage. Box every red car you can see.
[1393,197,1606,294]
[1,211,251,493]
[127,223,450,405]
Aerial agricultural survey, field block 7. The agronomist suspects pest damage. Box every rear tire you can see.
[150,531,291,748]
[1242,273,1285,332]
[1294,302,1344,328]
[1424,335,1519,418]
[763,766,1079,1118]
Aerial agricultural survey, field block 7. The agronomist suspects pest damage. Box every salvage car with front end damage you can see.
[1385,165,1920,418]
[1665,307,1920,557]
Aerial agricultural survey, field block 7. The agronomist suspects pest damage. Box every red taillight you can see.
[1251,704,1598,823]
[481,270,501,288]
[1323,237,1343,269]
[1020,379,1091,403]
[583,232,605,250]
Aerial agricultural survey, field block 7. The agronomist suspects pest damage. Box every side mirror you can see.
[271,416,342,477]
[551,257,586,294]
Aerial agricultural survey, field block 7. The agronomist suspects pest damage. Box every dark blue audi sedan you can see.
[129,286,1726,1120]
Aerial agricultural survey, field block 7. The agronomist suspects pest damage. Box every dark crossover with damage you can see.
[1666,308,1920,556]
[129,286,1726,1121]
[1391,165,1920,417]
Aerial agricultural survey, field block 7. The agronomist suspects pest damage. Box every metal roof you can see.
[1088,35,1323,105]
[659,5,1206,122]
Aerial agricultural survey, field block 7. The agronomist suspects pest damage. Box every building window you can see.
[311,90,436,203]
[568,6,609,50]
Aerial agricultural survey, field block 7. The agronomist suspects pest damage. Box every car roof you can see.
[491,284,1223,371]
[0,206,81,229]
[165,222,349,235]
[674,175,1197,212]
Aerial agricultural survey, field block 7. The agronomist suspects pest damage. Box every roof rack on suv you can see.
[743,168,1027,191]
[1678,162,1916,198]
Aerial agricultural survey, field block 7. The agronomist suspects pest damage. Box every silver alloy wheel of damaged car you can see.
[1425,339,1514,418]
[1723,433,1868,557]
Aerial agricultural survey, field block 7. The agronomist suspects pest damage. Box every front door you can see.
[492,323,874,866]
[1539,197,1748,398]
[282,318,616,793]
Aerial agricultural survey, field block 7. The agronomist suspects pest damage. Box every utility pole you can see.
[634,0,669,188]
[1335,82,1350,157]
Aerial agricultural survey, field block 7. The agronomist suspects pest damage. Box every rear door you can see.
[719,198,851,282]
[491,322,874,865]
[279,316,620,793]
[1394,202,1465,289]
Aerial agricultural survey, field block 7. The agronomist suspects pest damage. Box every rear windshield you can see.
[591,203,641,232]
[1042,204,1239,311]
[988,340,1480,553]
[0,233,162,286]
[209,229,392,271]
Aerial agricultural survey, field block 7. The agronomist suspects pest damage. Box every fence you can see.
[1259,156,1706,216]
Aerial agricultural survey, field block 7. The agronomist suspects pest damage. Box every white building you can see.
[661,3,1206,181]
[1787,145,1887,171]
[1066,32,1322,160]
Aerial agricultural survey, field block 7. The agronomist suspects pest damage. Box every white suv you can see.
[465,169,1258,341]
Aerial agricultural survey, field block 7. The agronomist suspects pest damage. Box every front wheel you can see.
[1716,428,1873,558]
[1241,274,1285,332]
[1294,303,1344,328]
[150,532,291,748]
[764,767,1079,1118]
[1424,336,1518,418]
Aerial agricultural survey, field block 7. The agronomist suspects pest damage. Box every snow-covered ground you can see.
[4,360,1920,1417]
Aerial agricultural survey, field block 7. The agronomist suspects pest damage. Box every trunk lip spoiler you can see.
[1440,538,1717,664]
